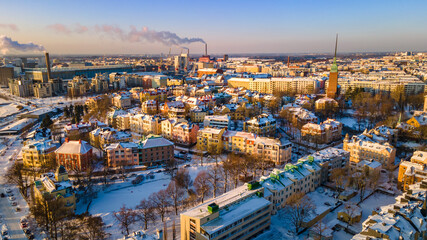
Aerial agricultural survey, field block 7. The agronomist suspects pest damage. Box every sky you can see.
[0,0,427,55]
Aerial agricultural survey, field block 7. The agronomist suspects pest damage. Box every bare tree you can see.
[80,215,107,240]
[352,172,367,203]
[135,199,156,230]
[312,221,328,240]
[330,168,346,199]
[167,180,185,215]
[220,162,230,193]
[282,192,315,233]
[174,168,193,194]
[149,190,170,222]
[194,171,211,203]
[6,162,30,197]
[207,165,221,198]
[113,205,136,235]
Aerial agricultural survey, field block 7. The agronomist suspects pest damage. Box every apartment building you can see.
[281,106,318,129]
[160,118,187,140]
[22,139,57,169]
[137,135,174,166]
[141,100,158,114]
[196,127,225,152]
[64,122,93,141]
[172,122,199,145]
[105,136,174,167]
[398,151,427,191]
[228,77,320,94]
[243,114,277,137]
[180,184,271,240]
[343,134,396,169]
[301,119,342,145]
[189,106,208,123]
[112,92,132,109]
[314,97,338,111]
[55,139,93,171]
[105,142,139,168]
[221,130,292,165]
[204,115,231,129]
[33,82,53,98]
[300,147,349,183]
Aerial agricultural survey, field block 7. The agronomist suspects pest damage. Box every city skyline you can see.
[0,0,427,55]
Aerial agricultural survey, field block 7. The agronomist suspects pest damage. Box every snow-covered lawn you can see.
[0,103,22,117]
[84,162,212,239]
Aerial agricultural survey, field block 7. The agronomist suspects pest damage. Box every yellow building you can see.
[34,166,76,211]
[243,114,277,137]
[33,83,53,98]
[398,151,427,191]
[343,134,396,169]
[189,107,207,123]
[22,140,57,169]
[180,183,271,240]
[406,111,427,128]
[197,128,225,152]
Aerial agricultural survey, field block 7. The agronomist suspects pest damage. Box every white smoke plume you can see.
[0,35,45,55]
[48,23,206,46]
[125,26,206,46]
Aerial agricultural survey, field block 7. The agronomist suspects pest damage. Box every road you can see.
[0,138,27,240]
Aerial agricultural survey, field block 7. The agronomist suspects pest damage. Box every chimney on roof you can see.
[205,43,207,56]
[65,137,69,143]
[79,139,82,144]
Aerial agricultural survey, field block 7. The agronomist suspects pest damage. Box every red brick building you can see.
[55,139,93,171]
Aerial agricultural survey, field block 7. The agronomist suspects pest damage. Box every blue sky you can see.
[0,0,426,54]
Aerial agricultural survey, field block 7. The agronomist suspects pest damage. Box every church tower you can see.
[327,34,339,98]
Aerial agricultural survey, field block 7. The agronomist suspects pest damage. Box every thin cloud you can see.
[0,24,18,31]
[47,23,71,34]
[75,24,89,33]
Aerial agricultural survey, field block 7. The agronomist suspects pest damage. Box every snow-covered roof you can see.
[139,136,174,149]
[55,140,92,155]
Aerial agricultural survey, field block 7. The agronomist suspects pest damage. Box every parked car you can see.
[20,222,28,229]
[10,202,17,206]
[131,175,144,185]
[8,197,15,202]
[0,193,5,198]
[3,188,11,194]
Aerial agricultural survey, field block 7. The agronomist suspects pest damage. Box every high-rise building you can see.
[0,66,14,87]
[326,35,339,98]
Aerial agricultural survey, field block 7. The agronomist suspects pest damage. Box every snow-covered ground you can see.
[84,162,212,239]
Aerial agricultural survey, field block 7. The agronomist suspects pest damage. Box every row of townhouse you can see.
[197,127,292,165]
[301,119,343,145]
[180,147,350,240]
[261,147,349,214]
[104,135,174,168]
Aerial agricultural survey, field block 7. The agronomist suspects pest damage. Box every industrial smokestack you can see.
[205,43,207,56]
[45,52,52,80]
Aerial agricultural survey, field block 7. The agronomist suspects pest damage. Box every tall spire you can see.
[333,34,338,64]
